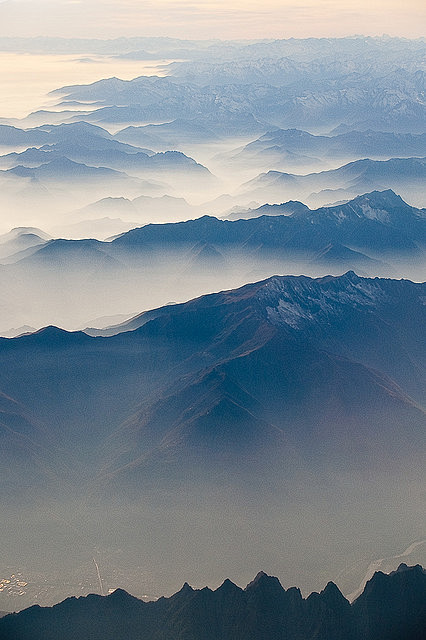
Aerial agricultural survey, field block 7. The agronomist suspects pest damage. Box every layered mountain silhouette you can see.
[0,564,425,640]
[109,189,425,268]
[0,120,215,220]
[228,128,426,171]
[238,157,426,208]
[0,144,212,182]
[0,227,50,260]
[0,190,424,331]
[41,39,425,133]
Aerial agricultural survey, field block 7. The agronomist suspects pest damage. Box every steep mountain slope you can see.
[0,271,424,482]
[91,271,425,488]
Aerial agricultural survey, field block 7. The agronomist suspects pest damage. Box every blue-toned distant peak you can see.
[312,189,425,226]
[0,226,50,242]
[260,128,317,142]
[36,121,113,139]
[111,214,221,246]
[4,324,93,347]
[49,76,128,96]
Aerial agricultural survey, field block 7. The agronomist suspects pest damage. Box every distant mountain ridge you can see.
[232,128,426,162]
[0,190,424,332]
[110,189,425,265]
[238,157,426,207]
[0,564,425,640]
[35,39,426,133]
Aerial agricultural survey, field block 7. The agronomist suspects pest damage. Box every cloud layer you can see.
[0,0,424,39]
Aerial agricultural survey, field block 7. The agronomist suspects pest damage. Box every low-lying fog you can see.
[0,40,424,618]
[0,53,172,120]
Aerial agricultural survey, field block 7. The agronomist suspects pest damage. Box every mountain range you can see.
[0,121,215,218]
[0,270,424,488]
[31,38,424,134]
[0,564,425,640]
[238,157,426,208]
[0,190,424,331]
[0,137,211,181]
[0,271,424,611]
[223,128,426,173]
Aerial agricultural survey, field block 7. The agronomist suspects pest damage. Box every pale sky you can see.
[0,0,424,40]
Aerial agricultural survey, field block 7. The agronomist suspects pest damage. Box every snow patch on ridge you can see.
[262,275,387,329]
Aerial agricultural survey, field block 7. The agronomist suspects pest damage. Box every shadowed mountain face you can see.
[0,273,425,610]
[0,271,424,487]
[0,564,425,640]
[86,271,426,485]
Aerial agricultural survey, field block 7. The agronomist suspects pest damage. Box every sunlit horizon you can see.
[0,0,425,40]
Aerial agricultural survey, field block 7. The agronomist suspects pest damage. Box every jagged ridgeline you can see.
[0,564,425,640]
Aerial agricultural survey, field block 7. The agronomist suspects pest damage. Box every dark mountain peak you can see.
[112,214,221,246]
[246,570,269,585]
[13,325,91,346]
[321,581,349,606]
[245,571,284,594]
[107,588,140,604]
[352,564,426,639]
[2,566,426,640]
[315,269,362,285]
[259,269,363,296]
[393,562,426,576]
[358,562,426,600]
[179,581,194,594]
[166,581,197,606]
[216,578,241,594]
[31,325,69,338]
[338,269,361,281]
[356,188,403,204]
[349,189,415,214]
[254,270,395,331]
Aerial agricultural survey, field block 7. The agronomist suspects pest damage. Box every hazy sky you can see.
[0,0,424,40]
